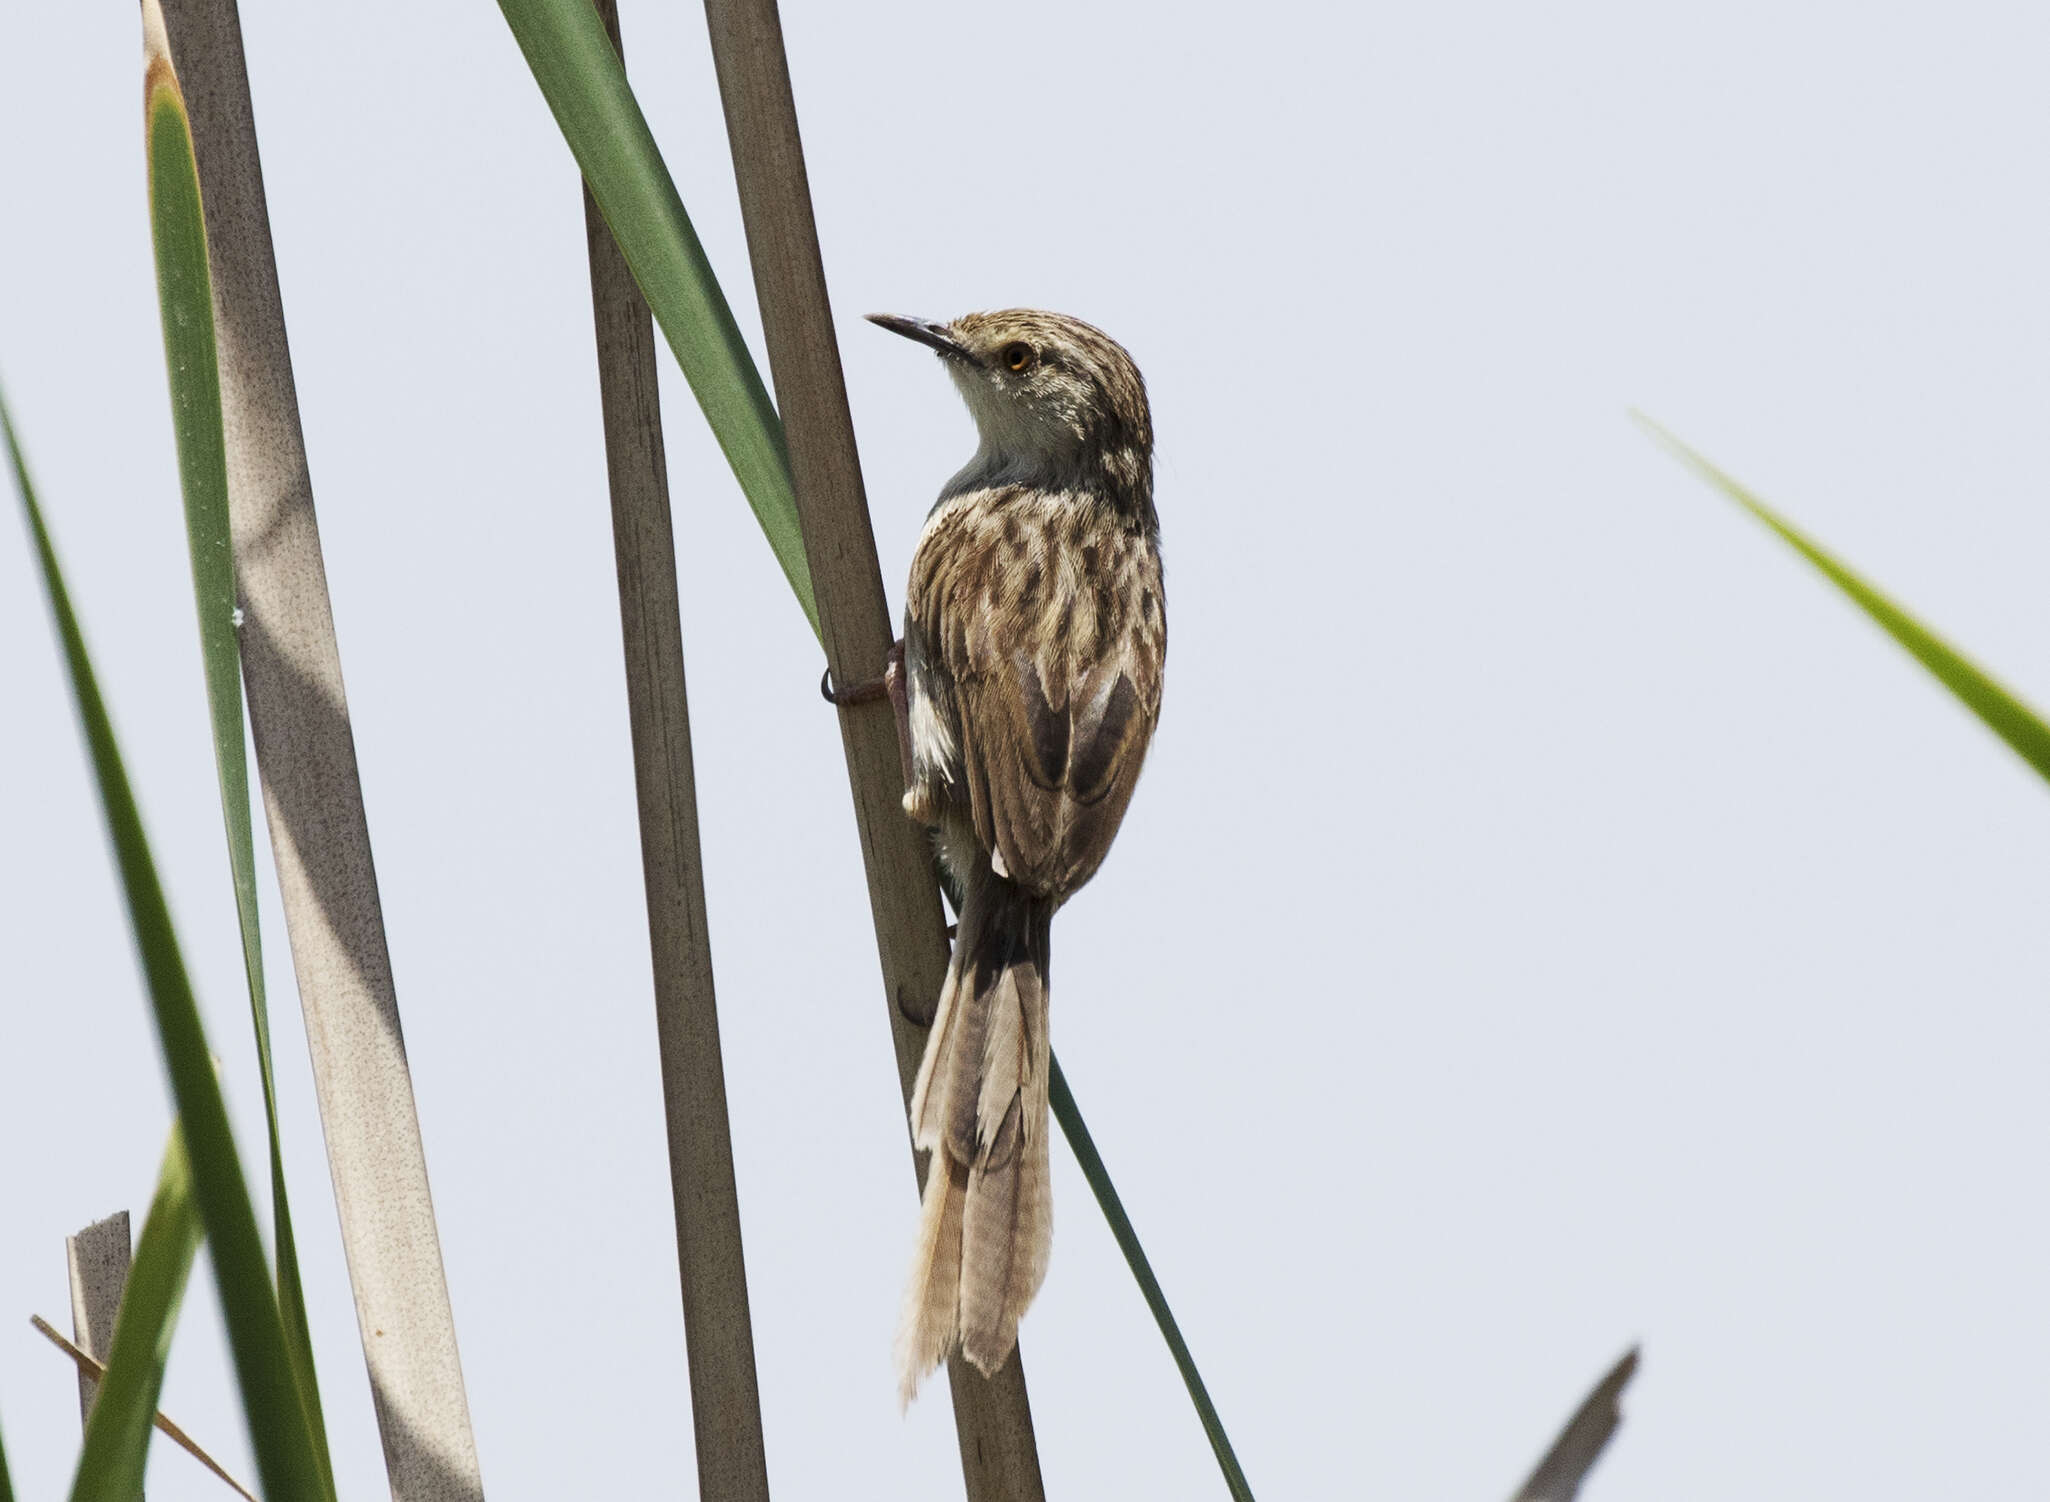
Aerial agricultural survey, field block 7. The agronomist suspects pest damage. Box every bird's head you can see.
[867,308,1153,512]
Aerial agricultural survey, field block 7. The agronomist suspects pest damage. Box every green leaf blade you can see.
[1050,1056,1256,1500]
[496,0,818,636]
[70,1129,204,1502]
[1638,416,2050,785]
[6,334,327,1502]
[145,38,331,1475]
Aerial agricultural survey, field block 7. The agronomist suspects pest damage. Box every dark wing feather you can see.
[907,490,1164,902]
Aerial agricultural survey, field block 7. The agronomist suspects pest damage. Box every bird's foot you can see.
[819,665,887,706]
[819,640,907,709]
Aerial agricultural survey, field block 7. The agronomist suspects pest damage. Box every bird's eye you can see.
[1001,342,1035,373]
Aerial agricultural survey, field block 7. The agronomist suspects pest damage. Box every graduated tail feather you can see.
[896,869,1053,1405]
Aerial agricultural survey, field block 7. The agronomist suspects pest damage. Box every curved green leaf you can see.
[1051,1057,1255,1500]
[6,361,326,1502]
[143,13,329,1471]
[70,1130,202,1502]
[1638,415,2050,784]
[496,0,817,635]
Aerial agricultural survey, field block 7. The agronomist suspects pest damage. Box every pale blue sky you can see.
[4,2,2048,1497]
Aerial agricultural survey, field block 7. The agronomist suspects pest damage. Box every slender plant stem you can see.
[580,2,771,1496]
[153,3,481,1492]
[35,1316,259,1501]
[696,0,1047,1494]
[1509,1347,1639,1502]
[63,1213,132,1428]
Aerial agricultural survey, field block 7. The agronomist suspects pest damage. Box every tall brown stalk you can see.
[580,2,772,1498]
[155,4,482,1495]
[699,1,1048,1496]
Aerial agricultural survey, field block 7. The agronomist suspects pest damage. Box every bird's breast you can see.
[909,486,1163,678]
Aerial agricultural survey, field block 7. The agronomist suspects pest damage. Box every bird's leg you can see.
[883,640,913,791]
[828,643,949,1027]
[821,641,915,792]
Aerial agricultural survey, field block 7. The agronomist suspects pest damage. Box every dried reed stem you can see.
[33,1314,256,1501]
[154,5,483,1495]
[65,1212,132,1435]
[698,2,1046,1495]
[580,2,772,1497]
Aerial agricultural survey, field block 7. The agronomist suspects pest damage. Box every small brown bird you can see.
[864,308,1166,1403]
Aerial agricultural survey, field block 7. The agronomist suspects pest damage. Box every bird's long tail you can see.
[895,868,1053,1405]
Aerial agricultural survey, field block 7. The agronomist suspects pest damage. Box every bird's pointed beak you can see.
[866,313,974,363]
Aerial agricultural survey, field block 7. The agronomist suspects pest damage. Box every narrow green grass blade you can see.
[4,379,328,1502]
[70,1129,203,1502]
[495,0,817,635]
[1050,1056,1255,1500]
[0,1406,13,1502]
[1638,415,2050,783]
[142,15,329,1471]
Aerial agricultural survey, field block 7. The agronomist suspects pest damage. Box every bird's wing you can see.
[908,489,1165,898]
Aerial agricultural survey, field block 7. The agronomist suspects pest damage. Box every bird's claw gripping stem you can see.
[819,666,885,706]
[822,642,914,792]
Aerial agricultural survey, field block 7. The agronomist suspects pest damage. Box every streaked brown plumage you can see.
[867,309,1165,1403]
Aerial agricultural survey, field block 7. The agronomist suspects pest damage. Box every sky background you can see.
[4,1,2049,1497]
